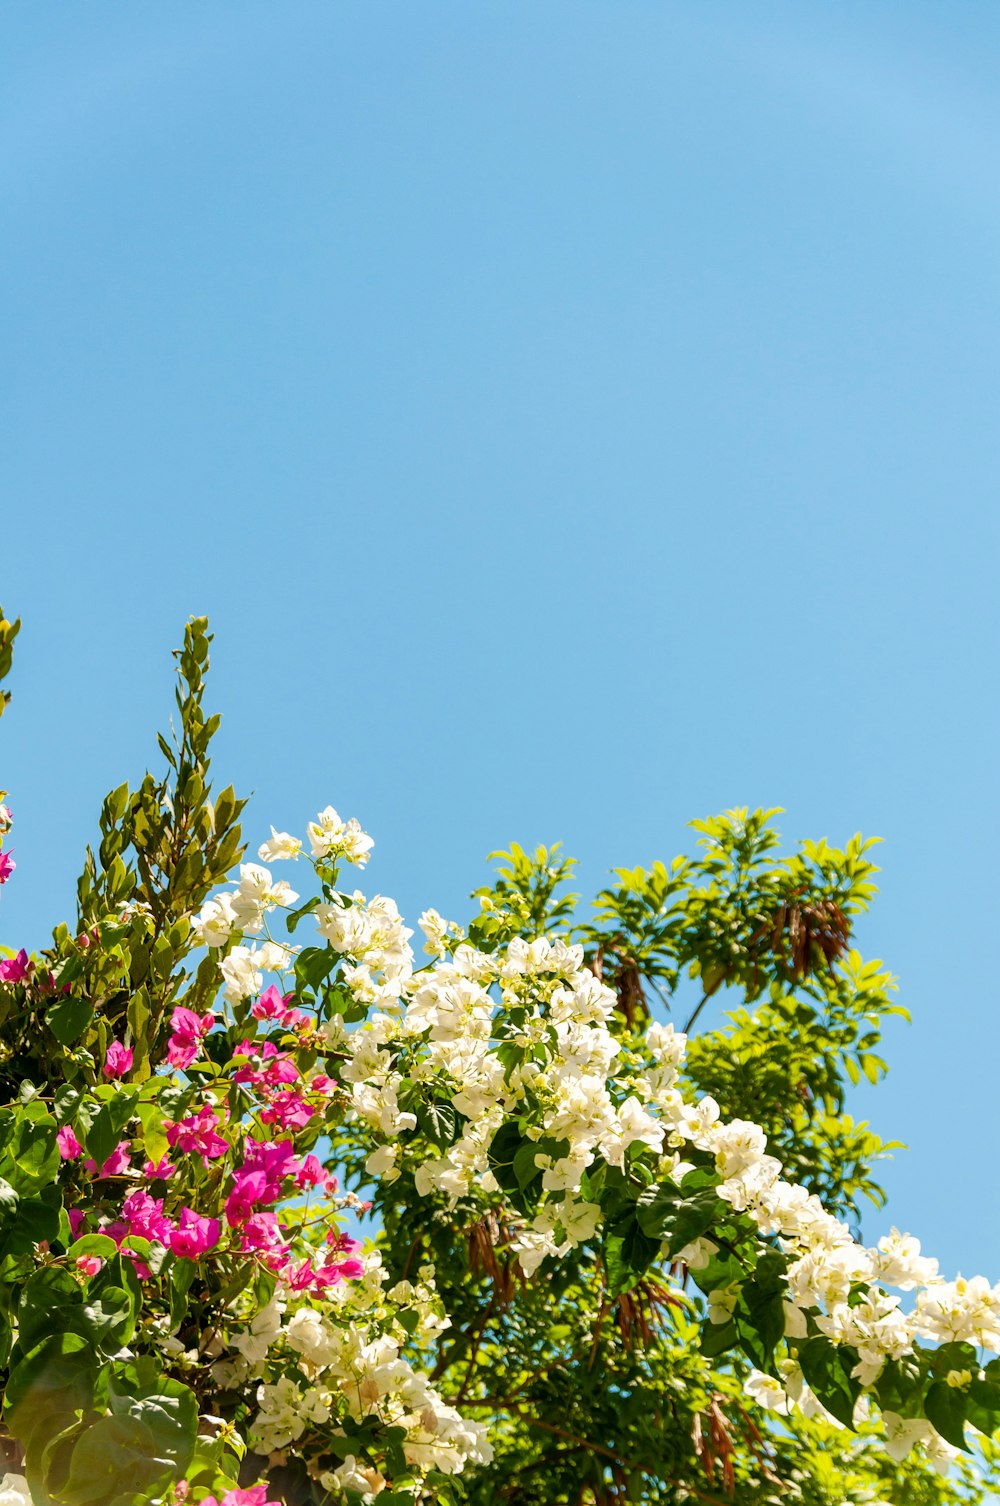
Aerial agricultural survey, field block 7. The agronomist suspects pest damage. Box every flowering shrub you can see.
[0,611,996,1505]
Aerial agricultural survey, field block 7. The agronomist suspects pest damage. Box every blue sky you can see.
[1,2,998,1278]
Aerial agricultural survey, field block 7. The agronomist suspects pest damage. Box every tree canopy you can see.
[0,611,995,1506]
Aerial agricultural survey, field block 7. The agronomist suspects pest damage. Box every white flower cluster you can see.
[323,884,999,1456]
[186,806,1000,1471]
[240,1257,491,1488]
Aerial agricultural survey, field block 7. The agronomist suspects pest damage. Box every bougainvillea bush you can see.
[0,610,996,1506]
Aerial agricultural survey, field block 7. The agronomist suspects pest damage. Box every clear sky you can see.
[2,2,998,1279]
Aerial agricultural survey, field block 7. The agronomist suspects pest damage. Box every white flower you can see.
[253,939,297,973]
[875,1228,939,1290]
[366,1143,399,1179]
[558,1198,603,1243]
[419,908,451,958]
[322,1456,382,1500]
[308,806,375,866]
[744,1370,790,1415]
[253,1376,330,1453]
[230,863,299,933]
[676,1237,716,1271]
[882,1411,932,1461]
[616,1096,665,1157]
[707,1284,739,1324]
[913,1275,1000,1350]
[231,1296,284,1368]
[220,945,263,1002]
[286,1307,340,1367]
[258,826,303,862]
[192,892,238,948]
[0,1477,31,1506]
[645,1021,687,1068]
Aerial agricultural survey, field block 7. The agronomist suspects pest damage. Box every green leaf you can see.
[635,1180,680,1239]
[700,1317,739,1359]
[966,1376,1000,1439]
[737,1252,787,1365]
[82,1288,137,1351]
[603,1207,660,1297]
[487,1121,525,1203]
[925,1380,970,1452]
[17,1267,84,1352]
[0,1116,60,1192]
[294,946,338,991]
[798,1336,861,1430]
[46,995,95,1047]
[68,1233,120,1261]
[512,1140,543,1192]
[286,896,321,935]
[61,1415,168,1504]
[416,1099,459,1148]
[108,1369,198,1470]
[664,1189,725,1258]
[5,1332,96,1441]
[135,1100,169,1165]
[2,1189,62,1255]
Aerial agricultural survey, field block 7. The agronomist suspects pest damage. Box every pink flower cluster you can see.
[51,967,363,1302]
[223,1136,359,1291]
[0,947,29,983]
[111,1190,220,1264]
[168,1005,215,1069]
[167,1105,229,1166]
[232,1033,323,1133]
[201,1488,282,1506]
[104,1042,133,1079]
[252,983,309,1031]
[0,850,14,885]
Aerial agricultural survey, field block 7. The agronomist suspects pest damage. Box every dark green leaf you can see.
[798,1336,861,1430]
[925,1380,970,1452]
[46,996,95,1047]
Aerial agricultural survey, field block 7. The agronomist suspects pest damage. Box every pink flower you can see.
[259,1091,314,1131]
[244,1137,298,1180]
[251,984,286,1021]
[294,1154,325,1189]
[167,1006,215,1069]
[202,1487,281,1506]
[122,1189,174,1244]
[235,1210,288,1262]
[67,1209,85,1237]
[285,1253,362,1292]
[168,1208,221,1260]
[166,1106,228,1166]
[57,1125,82,1160]
[232,1039,299,1086]
[104,1042,133,1079]
[0,851,15,885]
[225,1168,269,1226]
[325,1231,362,1256]
[85,1141,132,1178]
[0,948,29,983]
[75,1255,103,1276]
[142,1156,174,1180]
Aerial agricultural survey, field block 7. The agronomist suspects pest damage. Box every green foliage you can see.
[0,609,19,721]
[0,616,994,1506]
[344,814,995,1505]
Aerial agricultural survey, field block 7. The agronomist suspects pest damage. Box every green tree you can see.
[338,827,996,1504]
[0,616,995,1506]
